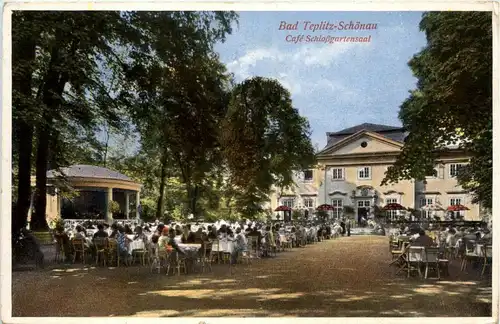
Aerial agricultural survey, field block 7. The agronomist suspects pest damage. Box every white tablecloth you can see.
[212,240,234,253]
[128,240,145,255]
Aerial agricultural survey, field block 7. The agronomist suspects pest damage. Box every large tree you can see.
[12,12,129,231]
[221,77,316,219]
[382,12,492,209]
[122,11,237,219]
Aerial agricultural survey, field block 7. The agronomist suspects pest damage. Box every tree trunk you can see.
[155,152,169,220]
[14,123,34,232]
[31,33,74,231]
[188,185,199,219]
[31,125,50,231]
[12,14,39,232]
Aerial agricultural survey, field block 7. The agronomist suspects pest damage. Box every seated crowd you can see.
[51,219,344,266]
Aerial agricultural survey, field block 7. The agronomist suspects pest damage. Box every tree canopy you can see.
[11,11,316,230]
[382,12,492,209]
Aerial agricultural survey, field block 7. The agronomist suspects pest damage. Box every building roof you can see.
[47,164,133,182]
[322,123,407,152]
[327,123,404,136]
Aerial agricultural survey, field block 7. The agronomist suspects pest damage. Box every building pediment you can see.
[329,191,348,196]
[318,130,403,157]
[383,190,405,195]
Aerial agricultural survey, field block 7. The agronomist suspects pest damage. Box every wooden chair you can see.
[481,245,492,277]
[166,251,187,276]
[238,247,252,265]
[460,241,480,272]
[54,236,65,263]
[131,241,148,266]
[248,236,260,259]
[150,244,168,273]
[269,234,278,257]
[200,241,213,273]
[407,246,425,278]
[93,237,108,267]
[282,235,292,250]
[71,238,88,264]
[107,239,122,267]
[424,247,440,280]
[210,240,221,264]
[391,241,410,261]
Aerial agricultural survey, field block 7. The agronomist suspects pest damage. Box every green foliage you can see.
[109,201,121,214]
[221,77,316,218]
[11,11,320,228]
[382,12,492,208]
[292,210,302,221]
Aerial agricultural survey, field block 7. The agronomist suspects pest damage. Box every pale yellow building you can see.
[269,123,481,222]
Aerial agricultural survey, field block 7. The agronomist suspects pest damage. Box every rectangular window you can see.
[303,198,314,208]
[385,198,398,219]
[449,164,465,178]
[331,168,344,180]
[303,170,313,181]
[331,199,343,219]
[282,199,295,208]
[419,198,433,207]
[358,166,371,179]
[357,200,371,208]
[450,198,464,218]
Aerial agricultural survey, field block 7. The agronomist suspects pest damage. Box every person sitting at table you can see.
[479,230,492,244]
[158,227,172,251]
[109,223,119,239]
[116,226,132,259]
[134,226,147,244]
[124,224,133,235]
[174,228,183,244]
[182,225,190,243]
[93,224,109,239]
[74,225,87,239]
[411,229,434,247]
[54,224,72,262]
[167,228,186,256]
[230,228,247,265]
[207,226,218,240]
[151,224,165,244]
[445,228,458,247]
[193,227,204,243]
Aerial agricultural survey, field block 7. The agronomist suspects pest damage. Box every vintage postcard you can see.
[1,2,497,322]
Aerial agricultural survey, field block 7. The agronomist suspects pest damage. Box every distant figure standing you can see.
[340,219,346,236]
[346,220,351,237]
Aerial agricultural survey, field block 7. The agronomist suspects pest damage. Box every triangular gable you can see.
[319,130,403,156]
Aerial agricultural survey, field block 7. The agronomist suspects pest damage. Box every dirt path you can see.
[12,236,492,317]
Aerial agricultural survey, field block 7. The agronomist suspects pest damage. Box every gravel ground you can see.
[12,236,492,317]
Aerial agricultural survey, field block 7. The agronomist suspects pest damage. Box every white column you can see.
[125,193,130,220]
[135,191,140,219]
[106,187,113,223]
[323,166,328,205]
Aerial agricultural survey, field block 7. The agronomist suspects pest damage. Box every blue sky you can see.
[215,11,428,150]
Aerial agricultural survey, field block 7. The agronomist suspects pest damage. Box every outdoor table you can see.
[128,240,145,255]
[178,243,202,273]
[212,240,234,253]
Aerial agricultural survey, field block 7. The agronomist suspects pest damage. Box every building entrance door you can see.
[357,200,371,225]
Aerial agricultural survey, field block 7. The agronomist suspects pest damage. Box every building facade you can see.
[268,123,481,222]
